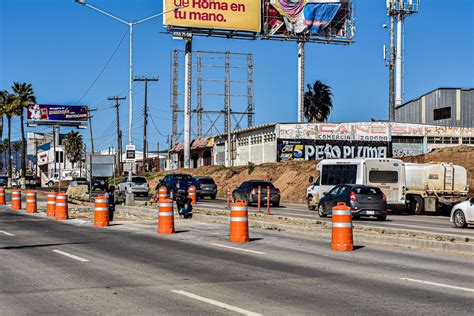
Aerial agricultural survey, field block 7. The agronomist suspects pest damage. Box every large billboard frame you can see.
[26,104,89,128]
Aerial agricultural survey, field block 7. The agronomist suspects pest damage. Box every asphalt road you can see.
[1,209,473,315]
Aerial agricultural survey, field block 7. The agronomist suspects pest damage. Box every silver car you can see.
[118,176,149,196]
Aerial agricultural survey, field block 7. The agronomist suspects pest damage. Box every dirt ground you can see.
[146,146,474,204]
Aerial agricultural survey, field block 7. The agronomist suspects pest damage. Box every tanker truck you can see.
[405,163,469,215]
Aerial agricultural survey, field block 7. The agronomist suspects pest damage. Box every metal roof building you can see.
[395,88,474,128]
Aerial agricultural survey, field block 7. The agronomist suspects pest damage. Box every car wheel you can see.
[211,194,216,200]
[307,195,316,211]
[272,201,280,207]
[318,205,327,218]
[352,215,360,220]
[412,196,425,215]
[453,210,468,228]
[376,215,387,221]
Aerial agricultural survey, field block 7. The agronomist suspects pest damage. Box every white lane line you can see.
[172,290,262,316]
[52,249,89,262]
[401,278,474,293]
[210,243,266,255]
[0,230,15,236]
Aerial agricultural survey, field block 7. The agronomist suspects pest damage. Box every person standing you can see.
[104,185,116,221]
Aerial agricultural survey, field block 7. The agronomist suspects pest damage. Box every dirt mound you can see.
[402,145,474,194]
[148,160,319,204]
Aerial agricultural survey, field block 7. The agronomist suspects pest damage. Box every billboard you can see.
[164,0,261,32]
[27,104,88,125]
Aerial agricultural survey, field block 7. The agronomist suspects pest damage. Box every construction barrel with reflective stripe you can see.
[158,199,175,234]
[11,190,22,211]
[230,200,249,243]
[55,193,68,220]
[26,190,37,213]
[188,185,197,205]
[0,186,5,205]
[94,194,109,227]
[331,202,353,251]
[47,191,56,217]
[159,186,168,201]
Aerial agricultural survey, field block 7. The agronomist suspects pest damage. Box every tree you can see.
[63,131,83,169]
[1,139,9,173]
[12,82,36,188]
[303,80,333,123]
[0,91,20,186]
[12,142,22,174]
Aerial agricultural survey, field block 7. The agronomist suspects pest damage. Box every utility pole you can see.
[297,40,305,123]
[133,76,159,173]
[183,39,192,169]
[109,96,126,176]
[388,15,395,121]
[87,109,97,153]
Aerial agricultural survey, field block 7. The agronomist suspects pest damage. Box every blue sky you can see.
[1,0,473,152]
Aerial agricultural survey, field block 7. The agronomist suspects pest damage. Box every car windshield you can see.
[174,174,192,180]
[132,177,147,184]
[352,187,382,195]
[197,178,214,184]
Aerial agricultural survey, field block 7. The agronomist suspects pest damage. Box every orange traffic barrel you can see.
[188,185,197,205]
[55,193,68,220]
[94,194,109,227]
[26,190,37,213]
[46,191,56,217]
[158,198,175,234]
[159,186,168,201]
[0,186,5,205]
[331,202,353,251]
[230,200,249,243]
[11,190,22,211]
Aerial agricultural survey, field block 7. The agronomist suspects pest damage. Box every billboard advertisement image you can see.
[164,0,261,32]
[27,104,88,125]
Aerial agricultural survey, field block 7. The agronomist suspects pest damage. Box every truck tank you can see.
[405,163,468,193]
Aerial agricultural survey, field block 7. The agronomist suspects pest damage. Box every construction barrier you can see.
[94,194,109,227]
[0,186,5,205]
[47,191,56,217]
[227,187,231,208]
[158,198,175,234]
[188,185,197,205]
[230,200,249,243]
[331,202,353,251]
[26,190,37,213]
[11,190,21,211]
[159,186,168,201]
[55,193,68,220]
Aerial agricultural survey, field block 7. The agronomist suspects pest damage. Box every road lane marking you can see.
[172,290,262,316]
[0,230,15,236]
[401,278,474,293]
[52,249,89,262]
[210,243,266,255]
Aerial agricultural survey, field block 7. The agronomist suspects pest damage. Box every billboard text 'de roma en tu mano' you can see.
[164,0,261,32]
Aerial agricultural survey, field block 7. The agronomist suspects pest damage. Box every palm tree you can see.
[12,82,36,188]
[63,131,83,169]
[0,92,20,186]
[1,139,9,173]
[303,80,333,123]
[13,142,22,174]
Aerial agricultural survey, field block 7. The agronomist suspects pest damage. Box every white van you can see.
[307,158,406,210]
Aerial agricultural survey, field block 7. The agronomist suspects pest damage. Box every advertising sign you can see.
[278,139,390,161]
[27,104,88,125]
[164,0,261,32]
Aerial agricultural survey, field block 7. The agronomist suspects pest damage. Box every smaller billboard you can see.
[27,104,88,125]
[164,0,261,32]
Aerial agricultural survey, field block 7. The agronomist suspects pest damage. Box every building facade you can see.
[213,122,474,167]
[395,88,474,128]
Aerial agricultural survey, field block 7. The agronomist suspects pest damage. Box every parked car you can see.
[194,176,217,199]
[450,198,474,228]
[92,176,108,191]
[0,176,8,187]
[11,177,20,189]
[318,184,387,221]
[232,180,281,207]
[11,176,38,189]
[155,174,201,200]
[118,176,149,196]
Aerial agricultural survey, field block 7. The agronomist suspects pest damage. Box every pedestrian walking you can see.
[104,186,116,221]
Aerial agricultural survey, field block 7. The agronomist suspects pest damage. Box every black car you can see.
[92,177,108,191]
[194,176,217,199]
[0,176,8,187]
[232,180,280,207]
[318,184,387,221]
[24,175,37,189]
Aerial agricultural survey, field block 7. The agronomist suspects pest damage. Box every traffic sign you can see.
[125,144,136,162]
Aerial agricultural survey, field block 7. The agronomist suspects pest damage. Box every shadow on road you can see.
[0,242,91,250]
[249,237,264,242]
[353,245,365,251]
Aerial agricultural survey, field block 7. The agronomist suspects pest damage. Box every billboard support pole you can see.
[395,14,403,108]
[389,15,395,121]
[297,40,305,123]
[184,39,192,169]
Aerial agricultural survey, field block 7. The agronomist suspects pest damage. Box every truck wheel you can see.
[412,196,425,215]
[47,181,53,188]
[307,195,316,211]
[453,210,468,228]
